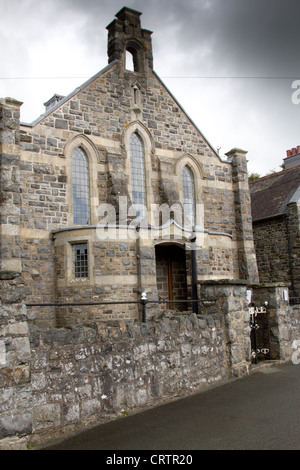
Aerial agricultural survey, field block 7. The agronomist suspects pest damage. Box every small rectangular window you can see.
[73,243,88,278]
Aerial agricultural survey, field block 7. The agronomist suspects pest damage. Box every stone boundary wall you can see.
[1,310,228,443]
[29,313,226,440]
[1,281,299,447]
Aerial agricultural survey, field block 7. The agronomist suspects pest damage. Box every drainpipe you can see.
[141,292,148,323]
[190,233,198,314]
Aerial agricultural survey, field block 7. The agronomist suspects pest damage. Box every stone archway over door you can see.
[155,244,188,311]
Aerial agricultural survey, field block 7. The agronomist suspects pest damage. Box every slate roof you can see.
[249,166,300,222]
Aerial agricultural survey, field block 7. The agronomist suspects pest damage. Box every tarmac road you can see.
[41,362,300,451]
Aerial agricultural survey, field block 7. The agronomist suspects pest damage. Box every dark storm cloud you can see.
[2,0,299,174]
[15,0,298,79]
[69,0,300,88]
[203,0,300,78]
[141,0,300,78]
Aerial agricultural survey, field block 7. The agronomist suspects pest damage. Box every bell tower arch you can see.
[106,7,153,73]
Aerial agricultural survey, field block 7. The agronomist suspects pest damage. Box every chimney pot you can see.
[297,146,300,154]
[292,148,297,155]
[286,150,292,157]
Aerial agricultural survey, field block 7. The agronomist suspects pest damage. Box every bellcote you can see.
[106,7,153,73]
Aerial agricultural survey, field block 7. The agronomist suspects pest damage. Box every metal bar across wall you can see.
[25,298,212,323]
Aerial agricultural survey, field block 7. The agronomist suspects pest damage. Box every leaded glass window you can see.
[73,243,88,278]
[129,133,146,210]
[182,165,195,227]
[72,147,90,225]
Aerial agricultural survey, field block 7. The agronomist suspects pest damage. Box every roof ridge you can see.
[249,166,300,184]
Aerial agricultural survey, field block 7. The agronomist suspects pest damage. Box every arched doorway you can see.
[155,244,188,311]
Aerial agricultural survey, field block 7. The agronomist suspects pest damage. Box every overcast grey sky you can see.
[1,0,299,175]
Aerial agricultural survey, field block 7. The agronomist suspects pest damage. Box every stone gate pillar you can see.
[0,98,32,439]
[226,148,259,283]
[0,98,23,279]
[200,280,251,377]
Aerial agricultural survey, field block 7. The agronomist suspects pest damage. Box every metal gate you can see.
[249,302,271,364]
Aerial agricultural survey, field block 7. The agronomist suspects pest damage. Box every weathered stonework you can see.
[27,312,227,442]
[0,98,23,280]
[250,165,300,301]
[200,280,251,376]
[3,8,296,446]
[251,284,300,361]
[1,291,298,445]
[0,293,32,439]
[3,11,259,326]
[226,148,259,283]
[252,203,300,301]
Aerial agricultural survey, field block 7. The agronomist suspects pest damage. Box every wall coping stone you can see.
[200,279,249,286]
[251,282,291,289]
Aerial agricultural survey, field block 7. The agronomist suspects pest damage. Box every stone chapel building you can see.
[0,7,259,328]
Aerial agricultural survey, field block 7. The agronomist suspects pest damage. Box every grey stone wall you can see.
[28,311,226,441]
[252,203,300,301]
[0,297,32,439]
[253,218,290,285]
[1,287,299,445]
[286,202,300,300]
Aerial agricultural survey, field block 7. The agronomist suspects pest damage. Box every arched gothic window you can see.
[182,165,195,227]
[129,133,146,211]
[72,147,90,225]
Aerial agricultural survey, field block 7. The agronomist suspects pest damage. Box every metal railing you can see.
[288,297,300,306]
[26,293,213,323]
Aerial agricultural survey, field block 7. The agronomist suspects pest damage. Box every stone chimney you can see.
[284,146,300,169]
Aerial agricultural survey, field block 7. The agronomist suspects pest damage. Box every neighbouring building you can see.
[0,7,259,328]
[250,146,300,302]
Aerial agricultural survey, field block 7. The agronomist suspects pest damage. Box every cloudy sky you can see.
[1,0,299,175]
